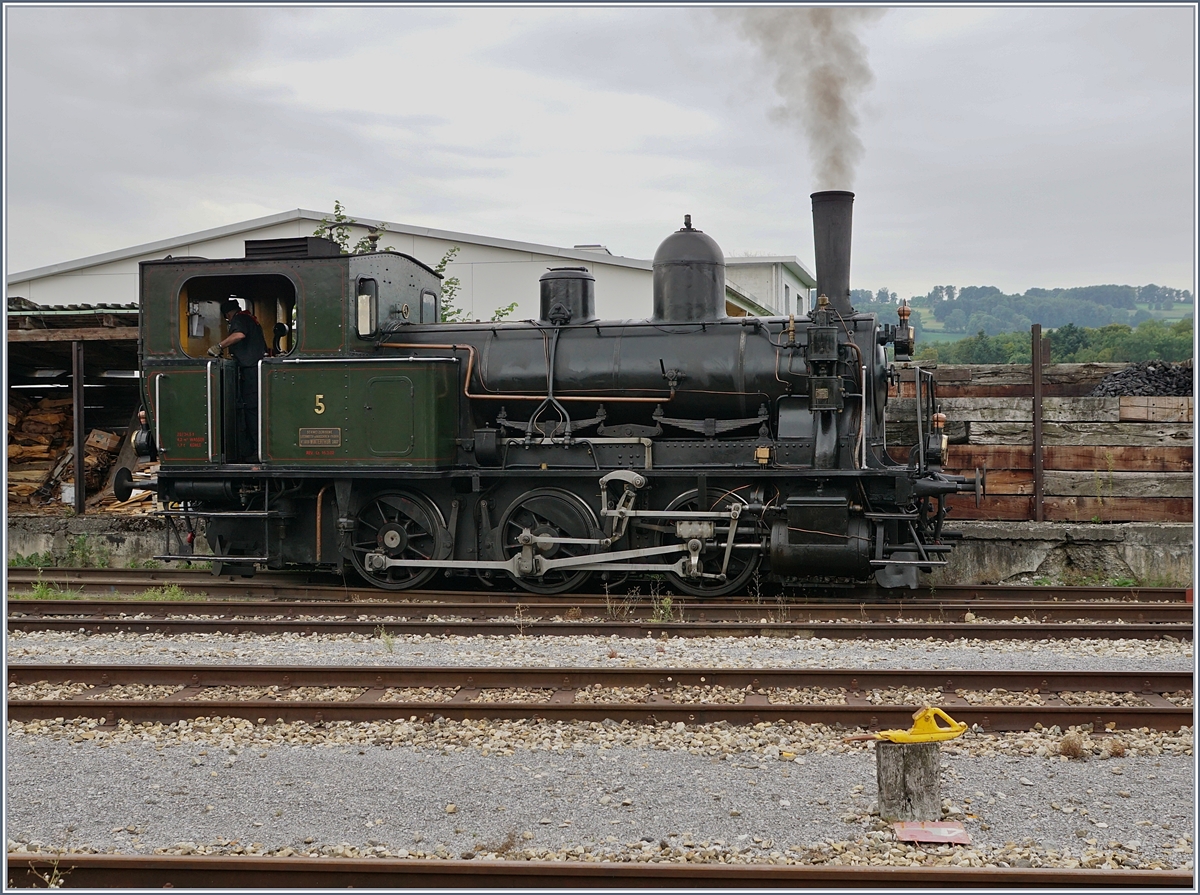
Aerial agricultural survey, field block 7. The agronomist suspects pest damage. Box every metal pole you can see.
[72,340,86,515]
[1031,325,1043,523]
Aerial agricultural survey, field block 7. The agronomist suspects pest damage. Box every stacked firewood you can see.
[7,396,123,507]
[7,395,71,504]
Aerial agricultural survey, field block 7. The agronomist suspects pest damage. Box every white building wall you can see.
[725,265,777,314]
[782,268,810,316]
[7,220,317,307]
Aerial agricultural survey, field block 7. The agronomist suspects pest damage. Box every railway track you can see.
[7,566,1190,605]
[5,853,1192,888]
[7,664,1192,731]
[8,605,1190,641]
[8,569,1193,641]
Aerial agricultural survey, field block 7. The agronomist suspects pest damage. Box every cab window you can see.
[421,289,438,324]
[356,278,378,337]
[178,274,296,358]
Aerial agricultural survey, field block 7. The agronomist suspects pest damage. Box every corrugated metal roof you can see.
[7,209,656,284]
[8,298,139,314]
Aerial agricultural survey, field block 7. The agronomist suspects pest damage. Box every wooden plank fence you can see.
[886,363,1193,523]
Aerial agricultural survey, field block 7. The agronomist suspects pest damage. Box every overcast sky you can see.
[5,4,1196,299]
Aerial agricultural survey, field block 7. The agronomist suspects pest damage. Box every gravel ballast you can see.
[7,629,1193,670]
[6,629,1194,872]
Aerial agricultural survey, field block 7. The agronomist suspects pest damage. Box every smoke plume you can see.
[733,7,884,189]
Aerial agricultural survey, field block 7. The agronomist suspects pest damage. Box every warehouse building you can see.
[6,209,815,321]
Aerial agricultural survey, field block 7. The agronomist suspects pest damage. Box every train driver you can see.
[209,298,268,461]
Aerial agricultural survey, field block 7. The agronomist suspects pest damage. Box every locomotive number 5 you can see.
[314,394,326,415]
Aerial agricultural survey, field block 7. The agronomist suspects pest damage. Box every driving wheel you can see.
[660,488,760,598]
[499,488,601,595]
[349,490,449,590]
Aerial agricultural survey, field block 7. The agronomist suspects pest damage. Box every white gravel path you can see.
[6,629,1194,871]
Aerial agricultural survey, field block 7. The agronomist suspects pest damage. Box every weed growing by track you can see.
[134,584,191,601]
[15,574,81,601]
[375,625,396,653]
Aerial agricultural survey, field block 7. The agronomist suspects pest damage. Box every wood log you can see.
[945,495,1035,521]
[946,494,1193,522]
[923,363,1127,397]
[7,444,55,461]
[22,411,69,425]
[1119,396,1193,423]
[891,397,1125,423]
[892,443,1192,473]
[7,326,139,343]
[7,469,54,483]
[17,420,66,436]
[891,398,1029,423]
[35,397,75,410]
[876,741,941,823]
[945,445,1033,470]
[1043,496,1193,524]
[1042,445,1193,472]
[1043,471,1194,499]
[966,422,1193,446]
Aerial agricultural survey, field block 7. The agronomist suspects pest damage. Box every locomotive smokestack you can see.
[811,190,855,315]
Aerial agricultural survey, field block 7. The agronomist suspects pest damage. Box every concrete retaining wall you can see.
[7,513,170,568]
[923,521,1194,587]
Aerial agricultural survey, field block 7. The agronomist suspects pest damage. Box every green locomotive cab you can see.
[136,237,461,574]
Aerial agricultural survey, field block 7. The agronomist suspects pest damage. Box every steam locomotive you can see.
[121,191,983,595]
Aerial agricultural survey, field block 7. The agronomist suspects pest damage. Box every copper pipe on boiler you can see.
[315,483,330,563]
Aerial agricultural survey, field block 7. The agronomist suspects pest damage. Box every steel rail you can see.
[7,665,1191,731]
[9,597,1194,624]
[7,614,1192,642]
[5,854,1193,888]
[7,567,1189,605]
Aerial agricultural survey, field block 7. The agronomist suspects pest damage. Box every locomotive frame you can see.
[124,193,983,596]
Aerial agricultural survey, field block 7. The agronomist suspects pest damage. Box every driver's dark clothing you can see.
[227,311,267,461]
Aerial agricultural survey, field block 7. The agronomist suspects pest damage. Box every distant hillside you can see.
[911,317,1193,364]
[847,284,1192,337]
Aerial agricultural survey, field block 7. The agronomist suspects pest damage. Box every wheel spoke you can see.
[498,488,599,595]
[349,491,446,591]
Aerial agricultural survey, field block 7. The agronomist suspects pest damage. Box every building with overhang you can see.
[6,210,815,321]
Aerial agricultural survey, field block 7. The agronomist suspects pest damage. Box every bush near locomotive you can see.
[123,193,982,595]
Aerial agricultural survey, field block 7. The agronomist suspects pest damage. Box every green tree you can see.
[432,248,518,323]
[434,246,468,323]
[944,308,967,332]
[312,199,394,254]
[315,202,519,324]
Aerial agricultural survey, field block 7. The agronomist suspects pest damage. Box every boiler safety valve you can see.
[893,301,915,361]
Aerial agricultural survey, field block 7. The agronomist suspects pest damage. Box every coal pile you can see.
[1090,360,1193,397]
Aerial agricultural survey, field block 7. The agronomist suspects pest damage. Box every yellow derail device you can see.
[844,706,968,744]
